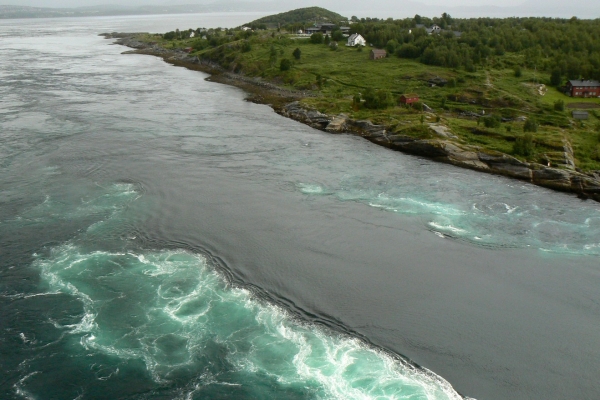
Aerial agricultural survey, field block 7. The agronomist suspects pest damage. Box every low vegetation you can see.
[139,8,600,172]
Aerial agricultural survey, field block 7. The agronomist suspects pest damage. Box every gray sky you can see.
[2,0,598,18]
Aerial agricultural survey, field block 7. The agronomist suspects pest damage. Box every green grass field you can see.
[141,31,600,171]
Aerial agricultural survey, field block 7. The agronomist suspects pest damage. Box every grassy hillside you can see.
[140,12,600,172]
[248,7,346,26]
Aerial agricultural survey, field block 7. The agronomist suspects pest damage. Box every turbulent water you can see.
[1,15,599,400]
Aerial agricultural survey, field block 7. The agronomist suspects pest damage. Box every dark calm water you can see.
[1,14,599,400]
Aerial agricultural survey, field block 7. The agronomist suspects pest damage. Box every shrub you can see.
[310,33,323,44]
[352,94,361,110]
[513,133,535,156]
[292,47,301,60]
[524,118,538,132]
[357,44,363,52]
[316,74,323,89]
[554,100,565,111]
[514,66,522,78]
[279,58,292,71]
[324,34,331,45]
[241,41,252,53]
[329,41,338,51]
[362,88,394,109]
[413,101,424,111]
[483,115,501,128]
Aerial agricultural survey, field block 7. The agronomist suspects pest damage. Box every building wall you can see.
[568,85,600,97]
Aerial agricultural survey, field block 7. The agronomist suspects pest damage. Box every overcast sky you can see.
[2,0,597,18]
[0,0,532,7]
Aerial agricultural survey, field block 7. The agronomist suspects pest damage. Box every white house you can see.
[426,25,442,34]
[347,33,366,47]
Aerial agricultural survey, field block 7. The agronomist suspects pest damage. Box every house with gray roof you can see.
[566,80,600,98]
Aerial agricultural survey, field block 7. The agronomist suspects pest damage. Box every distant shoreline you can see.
[105,32,600,203]
[0,5,270,20]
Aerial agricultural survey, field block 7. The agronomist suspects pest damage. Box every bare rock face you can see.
[325,115,348,133]
[282,102,331,129]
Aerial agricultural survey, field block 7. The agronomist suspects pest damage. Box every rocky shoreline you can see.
[104,32,600,202]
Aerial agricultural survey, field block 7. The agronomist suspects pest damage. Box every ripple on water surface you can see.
[31,247,462,400]
[296,181,600,256]
[13,183,463,399]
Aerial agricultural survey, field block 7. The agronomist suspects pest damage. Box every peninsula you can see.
[104,7,600,201]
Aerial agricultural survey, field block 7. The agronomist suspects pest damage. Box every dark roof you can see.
[568,80,600,87]
[572,111,589,119]
[371,49,387,55]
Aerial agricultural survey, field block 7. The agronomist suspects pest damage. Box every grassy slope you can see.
[146,31,600,171]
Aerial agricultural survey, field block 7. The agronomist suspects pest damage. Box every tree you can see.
[269,45,278,66]
[163,31,176,40]
[292,47,301,60]
[324,34,331,45]
[386,39,399,54]
[310,32,323,44]
[550,68,562,86]
[279,58,292,71]
[331,30,344,41]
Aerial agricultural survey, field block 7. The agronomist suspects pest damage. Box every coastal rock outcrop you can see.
[279,101,600,201]
[104,33,600,203]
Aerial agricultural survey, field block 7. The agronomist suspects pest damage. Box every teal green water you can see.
[2,15,600,400]
[23,184,460,400]
[297,180,600,255]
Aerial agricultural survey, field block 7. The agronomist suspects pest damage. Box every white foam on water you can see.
[428,222,468,235]
[297,181,600,256]
[33,245,463,400]
[297,183,327,195]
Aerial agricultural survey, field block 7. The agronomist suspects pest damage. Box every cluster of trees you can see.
[347,15,600,82]
[309,31,345,45]
[163,27,254,42]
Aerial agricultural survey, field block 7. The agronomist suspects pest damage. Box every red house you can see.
[565,80,600,98]
[399,94,419,104]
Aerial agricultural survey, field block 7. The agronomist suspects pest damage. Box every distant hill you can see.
[249,7,346,26]
[0,3,277,19]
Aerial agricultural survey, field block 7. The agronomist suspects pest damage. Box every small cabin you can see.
[370,49,387,60]
[399,94,419,104]
[572,111,589,120]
